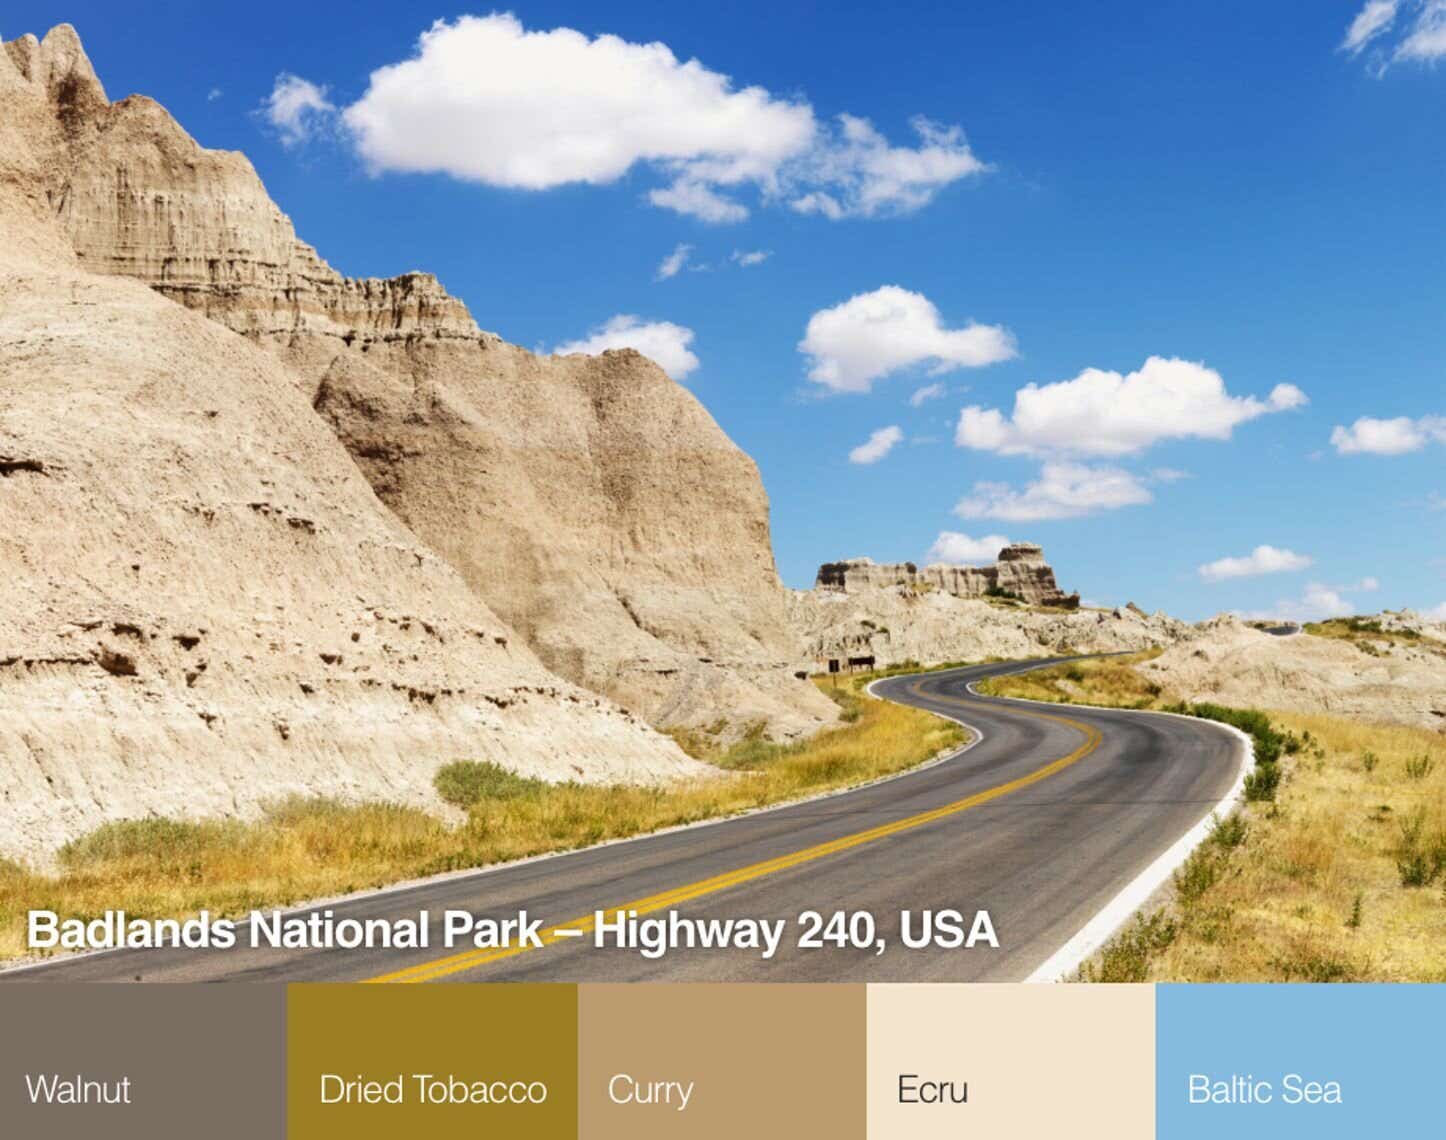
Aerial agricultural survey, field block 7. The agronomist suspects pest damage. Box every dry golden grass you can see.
[0,675,965,961]
[1149,711,1445,982]
[1303,616,1446,658]
[990,656,1446,982]
[979,649,1165,708]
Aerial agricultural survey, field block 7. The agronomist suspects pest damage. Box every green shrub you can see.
[1210,813,1249,849]
[1394,809,1446,887]
[434,761,548,809]
[59,817,237,867]
[1244,762,1281,802]
[1174,848,1223,905]
[1404,755,1436,780]
[1361,751,1379,774]
[1079,909,1177,982]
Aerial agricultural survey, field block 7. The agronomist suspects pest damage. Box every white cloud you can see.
[909,382,947,407]
[656,243,692,281]
[954,462,1152,521]
[334,14,985,223]
[207,87,223,102]
[730,249,771,267]
[1151,466,1191,483]
[1198,545,1313,582]
[926,531,1013,565]
[1351,576,1382,591]
[648,181,750,224]
[264,74,335,146]
[1330,414,1445,455]
[789,115,987,219]
[1344,1,1446,66]
[1426,601,1446,619]
[799,286,1015,394]
[1254,582,1356,622]
[1341,1,1400,53]
[848,425,904,465]
[551,315,699,380]
[955,357,1307,457]
[1396,0,1446,59]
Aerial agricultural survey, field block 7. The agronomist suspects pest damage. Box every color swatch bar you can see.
[2,983,1441,1136]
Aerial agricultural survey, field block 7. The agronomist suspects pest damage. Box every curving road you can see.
[1,659,1243,984]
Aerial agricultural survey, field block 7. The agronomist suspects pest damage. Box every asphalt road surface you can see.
[2,659,1242,984]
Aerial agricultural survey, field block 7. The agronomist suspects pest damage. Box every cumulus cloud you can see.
[909,382,947,407]
[848,425,904,465]
[1427,601,1446,619]
[331,14,984,223]
[799,286,1015,394]
[656,243,692,281]
[926,531,1013,565]
[1198,545,1313,582]
[730,249,771,267]
[264,74,335,146]
[955,357,1307,457]
[1330,414,1445,455]
[954,462,1153,521]
[1342,1,1446,66]
[551,315,699,380]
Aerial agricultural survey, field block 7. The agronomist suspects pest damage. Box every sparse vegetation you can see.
[1304,615,1444,658]
[977,649,1164,709]
[0,673,966,961]
[1078,909,1177,982]
[993,657,1446,983]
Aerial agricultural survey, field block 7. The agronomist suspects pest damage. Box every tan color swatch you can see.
[287,983,577,1140]
[579,983,865,1139]
[867,983,1154,1139]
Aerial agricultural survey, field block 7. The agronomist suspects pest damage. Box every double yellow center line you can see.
[367,680,1101,984]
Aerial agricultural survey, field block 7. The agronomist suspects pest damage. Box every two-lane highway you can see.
[2,659,1243,984]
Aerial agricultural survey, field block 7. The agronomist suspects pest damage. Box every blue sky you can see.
[9,2,1443,619]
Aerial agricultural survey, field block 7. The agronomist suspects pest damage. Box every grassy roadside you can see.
[0,673,966,962]
[981,657,1446,982]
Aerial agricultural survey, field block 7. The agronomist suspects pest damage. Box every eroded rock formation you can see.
[0,26,721,861]
[815,543,1079,608]
[22,24,833,742]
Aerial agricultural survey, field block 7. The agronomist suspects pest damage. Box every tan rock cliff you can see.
[24,25,833,741]
[0,26,708,862]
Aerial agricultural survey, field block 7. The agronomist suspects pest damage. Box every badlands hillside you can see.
[790,544,1188,667]
[1140,613,1446,732]
[24,25,832,743]
[0,25,836,860]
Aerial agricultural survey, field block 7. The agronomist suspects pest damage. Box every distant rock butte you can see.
[8,23,834,746]
[815,544,1080,608]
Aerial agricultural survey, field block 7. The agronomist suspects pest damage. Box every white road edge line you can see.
[971,684,1252,984]
[865,663,1251,984]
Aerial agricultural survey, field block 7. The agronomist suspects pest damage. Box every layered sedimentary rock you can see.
[26,24,833,741]
[0,26,708,861]
[788,586,1185,670]
[1140,615,1446,732]
[815,544,1079,608]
